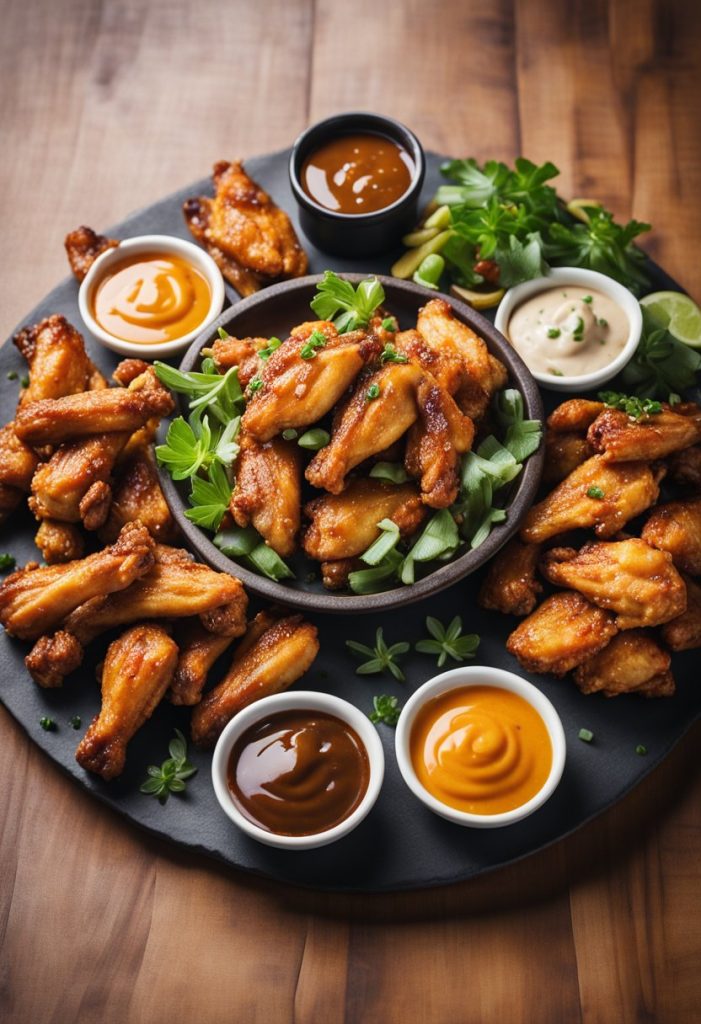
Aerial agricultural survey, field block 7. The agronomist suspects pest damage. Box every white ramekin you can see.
[211,690,385,850]
[395,665,566,828]
[494,266,642,393]
[78,234,225,359]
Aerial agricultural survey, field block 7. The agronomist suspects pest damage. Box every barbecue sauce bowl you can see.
[289,112,425,257]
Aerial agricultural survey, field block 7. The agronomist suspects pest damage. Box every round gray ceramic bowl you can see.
[158,274,545,613]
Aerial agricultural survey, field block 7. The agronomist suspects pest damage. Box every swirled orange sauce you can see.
[410,686,552,815]
[92,251,211,344]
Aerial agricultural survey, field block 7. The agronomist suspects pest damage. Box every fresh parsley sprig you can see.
[369,694,403,727]
[415,616,480,667]
[310,272,385,333]
[140,729,198,805]
[346,627,410,682]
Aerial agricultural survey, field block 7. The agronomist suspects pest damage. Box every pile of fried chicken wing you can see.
[213,297,507,588]
[0,315,319,779]
[479,396,701,697]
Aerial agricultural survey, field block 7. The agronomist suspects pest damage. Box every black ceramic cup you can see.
[289,112,425,257]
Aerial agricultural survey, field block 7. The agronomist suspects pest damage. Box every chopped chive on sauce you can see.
[69,715,82,729]
[40,716,56,732]
[635,744,648,756]
[547,327,561,339]
[578,728,594,743]
[366,383,381,401]
[587,486,605,500]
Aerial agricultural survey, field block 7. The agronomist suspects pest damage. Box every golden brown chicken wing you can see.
[320,557,363,590]
[0,522,155,640]
[405,376,474,507]
[13,314,97,405]
[667,444,701,488]
[14,369,174,446]
[29,433,129,527]
[241,323,380,443]
[169,620,236,707]
[211,334,269,384]
[572,631,674,698]
[64,226,119,282]
[302,478,427,562]
[394,328,466,399]
[25,629,84,688]
[540,539,687,629]
[520,456,662,543]
[547,399,605,433]
[478,538,542,616]
[191,610,319,748]
[75,624,179,780]
[542,430,593,484]
[306,361,424,494]
[587,405,701,462]
[506,591,618,676]
[183,195,264,297]
[641,497,701,575]
[231,434,302,557]
[98,445,177,544]
[34,520,85,565]
[0,423,39,523]
[661,574,701,651]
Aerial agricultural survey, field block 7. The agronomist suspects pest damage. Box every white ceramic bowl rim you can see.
[395,666,566,828]
[78,233,226,358]
[211,690,385,850]
[494,267,642,391]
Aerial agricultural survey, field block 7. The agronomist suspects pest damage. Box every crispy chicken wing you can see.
[520,455,662,543]
[241,323,380,442]
[25,629,84,688]
[667,444,701,488]
[183,195,264,297]
[0,424,39,523]
[0,522,155,640]
[302,478,426,561]
[587,405,701,461]
[394,328,466,398]
[98,445,177,544]
[506,591,618,676]
[64,226,119,282]
[34,520,85,565]
[14,369,174,446]
[573,631,674,698]
[13,314,97,405]
[306,361,424,493]
[169,620,236,707]
[540,539,687,629]
[661,574,701,651]
[62,545,248,644]
[416,298,507,419]
[75,624,179,780]
[543,430,593,484]
[547,399,605,433]
[320,557,363,590]
[29,433,129,526]
[641,497,701,575]
[211,334,269,384]
[231,434,302,557]
[405,376,474,507]
[479,538,542,616]
[191,610,319,748]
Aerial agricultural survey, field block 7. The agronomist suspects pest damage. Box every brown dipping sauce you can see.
[227,710,370,836]
[301,133,414,214]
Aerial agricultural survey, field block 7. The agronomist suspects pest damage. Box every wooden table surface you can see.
[1,1,700,1021]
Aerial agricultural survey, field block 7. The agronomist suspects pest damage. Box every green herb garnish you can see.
[572,316,585,340]
[39,717,56,732]
[297,428,330,451]
[583,295,593,303]
[6,370,17,381]
[359,518,401,566]
[413,253,445,290]
[368,462,410,484]
[0,553,16,571]
[184,460,233,531]
[547,327,561,338]
[380,343,409,365]
[620,306,701,401]
[282,428,298,441]
[586,486,605,500]
[598,391,663,420]
[248,376,264,392]
[366,383,381,401]
[69,715,81,729]
[346,627,410,682]
[140,729,198,804]
[415,616,480,667]
[310,271,385,333]
[20,376,29,388]
[258,336,282,360]
[300,330,328,360]
[369,694,402,727]
[214,527,294,581]
[598,318,608,327]
[578,728,594,743]
[635,744,648,756]
[217,327,230,340]
[381,317,397,332]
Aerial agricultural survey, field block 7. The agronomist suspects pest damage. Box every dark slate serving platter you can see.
[1,150,698,892]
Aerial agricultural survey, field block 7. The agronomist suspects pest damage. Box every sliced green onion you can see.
[214,526,259,557]
[282,428,298,440]
[578,728,594,743]
[348,551,403,595]
[298,428,330,451]
[248,543,295,581]
[405,509,459,566]
[366,383,381,401]
[360,519,400,566]
[587,486,605,500]
[635,744,648,756]
[369,462,410,484]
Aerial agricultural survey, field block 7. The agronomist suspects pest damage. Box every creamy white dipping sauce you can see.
[507,285,629,378]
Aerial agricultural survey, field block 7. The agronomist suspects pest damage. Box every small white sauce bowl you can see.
[78,233,225,359]
[494,267,642,393]
[211,690,385,850]
[395,665,566,828]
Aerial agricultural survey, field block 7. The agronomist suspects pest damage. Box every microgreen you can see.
[346,627,410,682]
[310,271,385,333]
[415,616,480,667]
[140,729,198,804]
[369,694,403,727]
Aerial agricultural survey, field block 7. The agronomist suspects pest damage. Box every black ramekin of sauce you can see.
[289,112,425,257]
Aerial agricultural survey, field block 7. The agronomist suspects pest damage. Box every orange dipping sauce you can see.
[410,686,552,815]
[92,251,211,344]
[301,133,414,214]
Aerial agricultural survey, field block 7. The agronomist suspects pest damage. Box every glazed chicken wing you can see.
[64,226,119,282]
[661,574,701,651]
[543,430,593,484]
[320,557,363,590]
[394,328,466,398]
[26,629,84,688]
[641,497,701,575]
[306,361,424,494]
[405,376,474,507]
[540,539,687,629]
[169,620,236,707]
[13,314,98,404]
[520,456,662,543]
[479,538,542,616]
[0,522,155,640]
[34,520,85,565]
[75,624,178,780]
[211,334,269,384]
[242,323,380,442]
[29,432,129,528]
[506,591,618,676]
[191,610,320,748]
[183,195,263,297]
[302,478,427,561]
[231,434,302,557]
[98,445,177,544]
[573,631,674,698]
[0,424,39,524]
[667,444,701,488]
[587,405,701,461]
[547,399,605,433]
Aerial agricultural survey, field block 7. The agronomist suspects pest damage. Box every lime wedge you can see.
[640,291,701,349]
